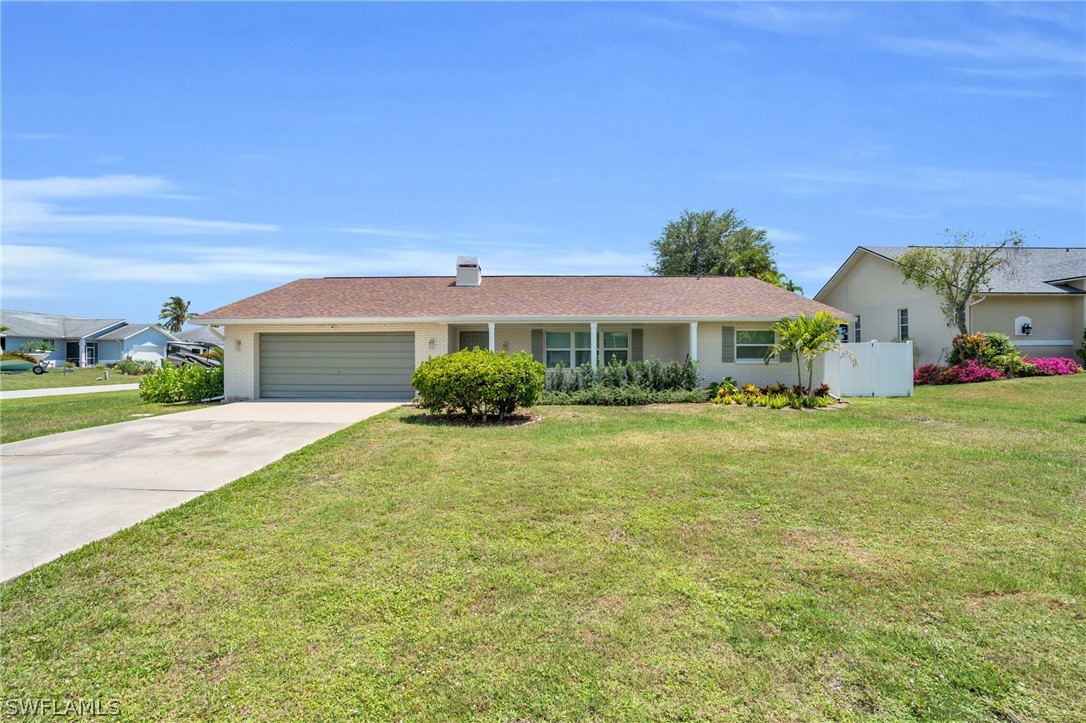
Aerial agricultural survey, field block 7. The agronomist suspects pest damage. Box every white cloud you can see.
[760,227,806,243]
[2,242,652,290]
[1,175,277,235]
[777,165,1085,212]
[334,226,442,241]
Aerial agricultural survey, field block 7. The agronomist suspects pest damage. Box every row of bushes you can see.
[914,332,1083,385]
[139,365,224,403]
[108,358,159,376]
[541,387,707,406]
[545,358,701,393]
[915,356,1082,385]
[713,391,836,409]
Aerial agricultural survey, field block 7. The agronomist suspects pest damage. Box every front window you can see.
[736,329,775,362]
[898,309,909,340]
[546,330,629,368]
[601,331,628,365]
[838,324,849,343]
[855,316,862,343]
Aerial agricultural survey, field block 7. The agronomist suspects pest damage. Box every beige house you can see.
[195,257,850,401]
[814,246,1086,365]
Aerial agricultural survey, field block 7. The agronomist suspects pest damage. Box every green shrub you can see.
[948,332,1016,366]
[115,358,158,376]
[139,364,223,403]
[139,366,182,402]
[541,387,706,406]
[544,357,700,393]
[412,349,544,421]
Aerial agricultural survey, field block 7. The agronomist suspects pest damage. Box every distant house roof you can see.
[0,310,127,340]
[94,324,177,342]
[816,246,1086,300]
[196,275,851,323]
[173,326,224,346]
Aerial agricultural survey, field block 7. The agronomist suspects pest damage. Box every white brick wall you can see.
[222,320,824,399]
[696,322,825,389]
[223,323,449,400]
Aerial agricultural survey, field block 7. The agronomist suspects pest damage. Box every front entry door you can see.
[85,343,98,366]
[459,331,490,351]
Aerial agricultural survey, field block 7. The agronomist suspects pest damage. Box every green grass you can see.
[2,376,1084,721]
[0,367,140,391]
[0,391,211,444]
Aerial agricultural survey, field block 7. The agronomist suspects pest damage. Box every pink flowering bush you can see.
[914,364,944,385]
[941,359,1005,384]
[914,360,1004,385]
[1028,357,1082,376]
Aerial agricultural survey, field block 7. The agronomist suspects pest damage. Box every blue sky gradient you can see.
[3,2,1083,321]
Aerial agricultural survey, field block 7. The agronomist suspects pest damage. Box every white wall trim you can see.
[1015,339,1073,346]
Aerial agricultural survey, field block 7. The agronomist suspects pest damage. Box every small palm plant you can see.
[765,311,855,399]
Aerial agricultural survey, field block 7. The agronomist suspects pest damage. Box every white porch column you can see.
[488,322,496,352]
[590,322,598,367]
[78,339,87,367]
[689,322,699,362]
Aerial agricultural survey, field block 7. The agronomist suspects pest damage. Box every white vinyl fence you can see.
[824,341,914,398]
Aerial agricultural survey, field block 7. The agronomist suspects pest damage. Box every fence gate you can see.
[824,341,914,398]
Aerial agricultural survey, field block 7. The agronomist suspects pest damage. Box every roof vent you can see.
[456,256,481,287]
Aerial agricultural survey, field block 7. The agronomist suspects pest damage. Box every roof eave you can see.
[195,312,855,326]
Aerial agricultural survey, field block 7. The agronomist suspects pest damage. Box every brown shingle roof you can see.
[196,276,851,322]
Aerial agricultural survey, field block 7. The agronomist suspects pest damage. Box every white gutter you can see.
[967,295,987,333]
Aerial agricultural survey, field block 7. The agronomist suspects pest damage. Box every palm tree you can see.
[159,296,193,333]
[765,311,854,399]
[764,317,806,389]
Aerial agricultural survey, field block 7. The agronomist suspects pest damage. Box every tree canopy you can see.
[897,230,1024,335]
[158,296,194,333]
[646,209,800,292]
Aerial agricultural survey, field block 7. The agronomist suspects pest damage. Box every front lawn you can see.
[0,367,139,391]
[2,376,1084,720]
[0,391,211,444]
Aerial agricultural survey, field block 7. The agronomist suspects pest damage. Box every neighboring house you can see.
[167,326,224,367]
[195,257,851,401]
[814,247,1086,365]
[0,310,177,366]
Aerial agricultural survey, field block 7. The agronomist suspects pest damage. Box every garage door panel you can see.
[259,333,415,400]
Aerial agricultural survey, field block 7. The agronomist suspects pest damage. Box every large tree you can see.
[896,230,1024,335]
[158,296,194,333]
[647,209,799,291]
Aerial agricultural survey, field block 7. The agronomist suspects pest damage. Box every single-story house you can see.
[194,257,851,401]
[814,246,1085,365]
[0,310,177,366]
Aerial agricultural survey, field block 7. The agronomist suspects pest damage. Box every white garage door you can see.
[259,332,415,400]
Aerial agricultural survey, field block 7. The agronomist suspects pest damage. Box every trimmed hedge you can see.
[412,349,544,421]
[139,365,223,403]
[545,358,700,393]
[541,387,708,406]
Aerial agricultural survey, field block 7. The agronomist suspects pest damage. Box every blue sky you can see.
[3,2,1083,322]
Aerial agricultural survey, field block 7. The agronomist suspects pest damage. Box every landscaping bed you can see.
[2,375,1083,720]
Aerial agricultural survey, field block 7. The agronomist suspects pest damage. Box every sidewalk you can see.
[0,384,140,401]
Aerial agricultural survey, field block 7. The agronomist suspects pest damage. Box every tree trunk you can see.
[795,356,803,390]
[954,303,968,335]
[807,360,816,401]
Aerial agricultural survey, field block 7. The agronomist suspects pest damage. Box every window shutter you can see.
[721,326,735,363]
[631,328,644,362]
[531,329,545,364]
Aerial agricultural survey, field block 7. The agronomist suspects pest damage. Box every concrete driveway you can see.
[0,400,399,581]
